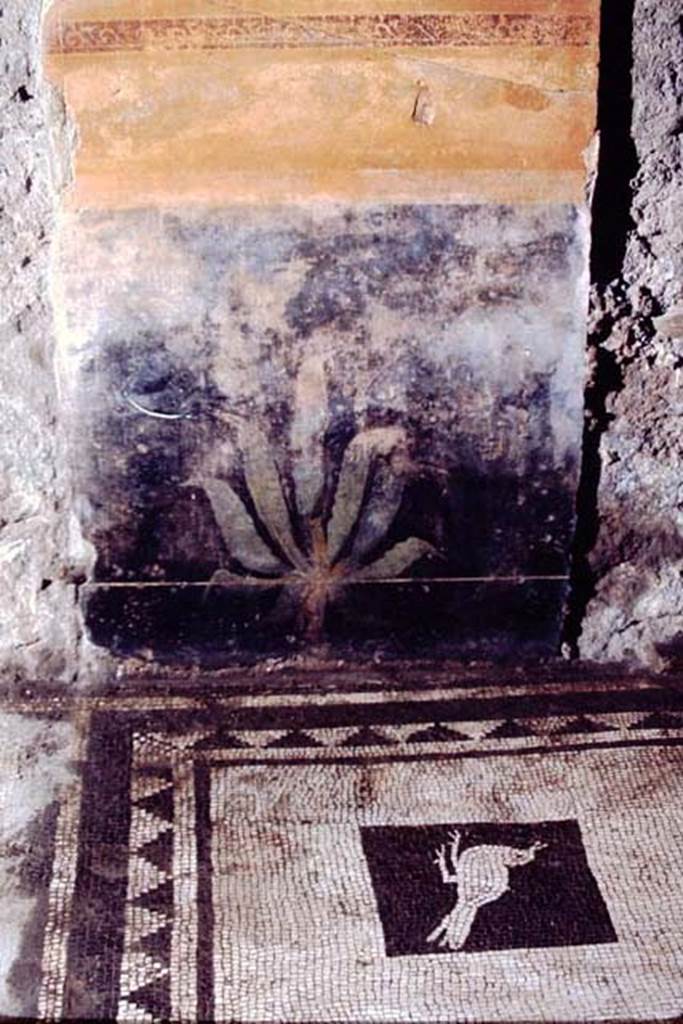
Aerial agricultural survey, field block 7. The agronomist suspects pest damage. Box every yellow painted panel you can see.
[44,1,598,206]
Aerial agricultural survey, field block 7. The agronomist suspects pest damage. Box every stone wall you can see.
[0,0,83,683]
[0,0,680,680]
[572,0,683,669]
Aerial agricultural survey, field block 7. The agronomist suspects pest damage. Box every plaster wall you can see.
[0,0,680,679]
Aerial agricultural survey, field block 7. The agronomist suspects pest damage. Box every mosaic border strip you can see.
[135,708,683,755]
[37,680,683,1021]
[117,767,175,1023]
[37,781,84,1022]
[49,12,596,55]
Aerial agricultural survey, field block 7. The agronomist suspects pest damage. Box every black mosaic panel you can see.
[360,820,617,956]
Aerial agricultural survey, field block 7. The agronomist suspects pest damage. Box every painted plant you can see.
[187,352,435,640]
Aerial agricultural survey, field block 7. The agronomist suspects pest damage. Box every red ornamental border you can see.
[50,12,596,54]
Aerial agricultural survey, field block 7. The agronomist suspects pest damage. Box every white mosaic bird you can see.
[427,830,546,951]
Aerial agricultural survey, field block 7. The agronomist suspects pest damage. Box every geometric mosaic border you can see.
[35,678,683,1021]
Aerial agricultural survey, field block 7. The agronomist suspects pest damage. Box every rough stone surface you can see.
[578,0,683,668]
[0,0,84,683]
[0,711,76,1017]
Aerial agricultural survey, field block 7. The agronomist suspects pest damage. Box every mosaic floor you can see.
[28,675,683,1022]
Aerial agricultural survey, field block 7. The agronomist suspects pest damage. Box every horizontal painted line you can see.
[49,12,596,54]
[83,574,569,587]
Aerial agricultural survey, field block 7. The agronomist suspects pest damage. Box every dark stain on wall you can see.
[66,203,587,661]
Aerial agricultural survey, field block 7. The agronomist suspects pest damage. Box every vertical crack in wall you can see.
[563,0,637,654]
[589,0,638,289]
[567,0,683,668]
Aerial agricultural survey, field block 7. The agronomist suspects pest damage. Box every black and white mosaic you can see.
[28,676,683,1021]
[361,820,616,957]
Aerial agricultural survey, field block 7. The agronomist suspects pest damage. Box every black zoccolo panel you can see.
[69,204,585,658]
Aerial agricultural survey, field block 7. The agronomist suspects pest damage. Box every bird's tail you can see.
[427,901,478,951]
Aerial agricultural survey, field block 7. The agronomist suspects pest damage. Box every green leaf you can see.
[190,476,287,576]
[326,426,406,564]
[354,537,435,580]
[349,457,406,565]
[233,418,308,571]
[290,351,329,519]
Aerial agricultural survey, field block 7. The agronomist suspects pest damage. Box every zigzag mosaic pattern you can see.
[36,679,683,1023]
[131,709,683,760]
[118,771,174,1023]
